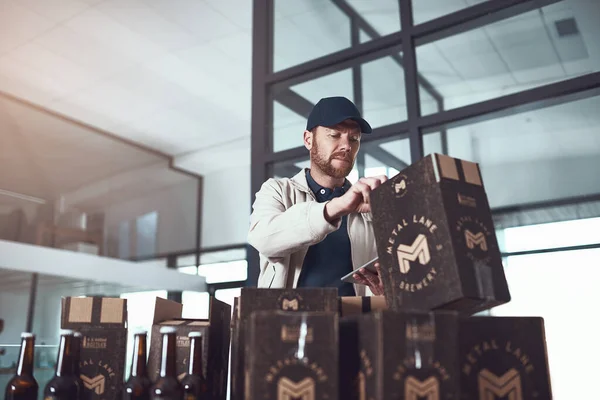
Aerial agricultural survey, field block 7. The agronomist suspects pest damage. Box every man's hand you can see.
[352,262,384,295]
[324,175,388,222]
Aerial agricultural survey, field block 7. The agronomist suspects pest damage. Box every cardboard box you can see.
[245,311,338,400]
[338,296,388,317]
[232,288,338,399]
[147,296,231,400]
[340,310,460,400]
[459,316,552,399]
[60,296,127,400]
[370,153,511,314]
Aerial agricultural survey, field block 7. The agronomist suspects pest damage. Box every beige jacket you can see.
[247,169,377,296]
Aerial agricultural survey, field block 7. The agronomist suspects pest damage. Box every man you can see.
[247,96,387,296]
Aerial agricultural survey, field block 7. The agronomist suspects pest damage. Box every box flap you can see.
[61,296,127,328]
[152,297,183,324]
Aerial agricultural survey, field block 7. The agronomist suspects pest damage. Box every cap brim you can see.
[329,115,373,134]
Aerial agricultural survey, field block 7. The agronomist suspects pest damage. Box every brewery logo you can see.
[457,193,477,208]
[281,324,314,343]
[393,355,450,400]
[392,174,409,198]
[82,336,107,349]
[385,215,443,292]
[263,357,329,400]
[277,292,303,311]
[462,339,536,399]
[357,349,375,400]
[80,358,117,397]
[455,216,492,264]
[177,335,191,348]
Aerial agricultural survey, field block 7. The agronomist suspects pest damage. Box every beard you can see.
[310,140,355,179]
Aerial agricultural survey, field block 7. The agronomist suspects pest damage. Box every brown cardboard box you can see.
[370,153,511,314]
[340,310,460,400]
[338,296,388,317]
[232,288,338,400]
[245,311,338,400]
[459,316,552,399]
[146,296,231,400]
[60,296,127,400]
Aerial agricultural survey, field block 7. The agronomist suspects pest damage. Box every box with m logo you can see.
[60,296,127,400]
[230,288,338,400]
[244,311,338,400]
[460,316,553,400]
[370,153,511,314]
[339,310,460,400]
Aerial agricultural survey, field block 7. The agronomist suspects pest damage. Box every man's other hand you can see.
[352,262,384,295]
[324,175,388,221]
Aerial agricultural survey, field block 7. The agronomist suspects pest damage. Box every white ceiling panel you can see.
[33,25,137,79]
[144,0,242,40]
[17,0,90,24]
[204,0,252,30]
[63,8,169,64]
[95,0,199,52]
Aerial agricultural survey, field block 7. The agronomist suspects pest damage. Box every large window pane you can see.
[273,0,401,72]
[491,248,600,400]
[273,50,407,152]
[417,2,600,114]
[423,94,600,209]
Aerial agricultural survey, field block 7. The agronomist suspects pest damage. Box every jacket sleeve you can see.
[247,179,341,259]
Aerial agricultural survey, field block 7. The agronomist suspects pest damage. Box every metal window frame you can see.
[247,0,600,286]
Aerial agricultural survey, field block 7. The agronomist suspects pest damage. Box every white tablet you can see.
[340,257,379,284]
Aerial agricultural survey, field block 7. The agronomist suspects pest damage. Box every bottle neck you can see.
[188,336,203,376]
[159,333,176,378]
[16,337,35,377]
[72,336,81,375]
[131,334,148,378]
[56,335,74,377]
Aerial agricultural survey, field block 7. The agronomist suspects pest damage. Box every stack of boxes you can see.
[239,153,553,399]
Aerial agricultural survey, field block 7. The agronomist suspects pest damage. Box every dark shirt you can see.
[296,169,356,296]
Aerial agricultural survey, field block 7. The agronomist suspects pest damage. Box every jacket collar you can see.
[291,168,351,193]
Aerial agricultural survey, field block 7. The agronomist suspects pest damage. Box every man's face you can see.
[305,120,361,179]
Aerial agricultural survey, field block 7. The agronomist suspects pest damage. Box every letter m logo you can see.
[81,374,105,395]
[465,230,488,251]
[396,234,430,273]
[404,376,439,400]
[277,377,315,400]
[478,368,523,400]
[281,298,299,311]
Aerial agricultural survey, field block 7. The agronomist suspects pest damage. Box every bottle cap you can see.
[188,332,202,338]
[21,332,35,338]
[159,326,177,335]
[133,329,148,336]
[60,329,75,336]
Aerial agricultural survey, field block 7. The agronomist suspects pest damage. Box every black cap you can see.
[306,96,372,134]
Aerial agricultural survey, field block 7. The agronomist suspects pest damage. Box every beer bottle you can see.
[150,327,182,400]
[43,330,79,400]
[123,330,152,400]
[4,332,38,400]
[180,332,208,400]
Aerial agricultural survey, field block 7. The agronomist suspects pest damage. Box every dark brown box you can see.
[370,153,511,314]
[340,310,460,400]
[245,311,338,400]
[60,296,128,400]
[232,288,338,399]
[338,296,388,317]
[459,316,552,400]
[147,296,231,400]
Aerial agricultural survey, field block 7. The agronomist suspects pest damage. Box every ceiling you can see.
[0,0,598,180]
